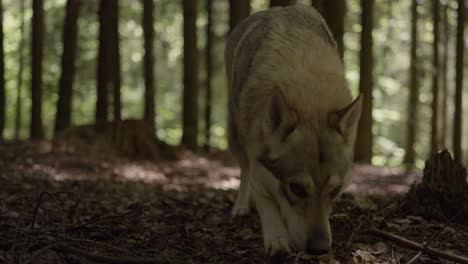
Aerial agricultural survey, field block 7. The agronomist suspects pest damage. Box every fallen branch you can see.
[53,243,186,264]
[367,228,468,264]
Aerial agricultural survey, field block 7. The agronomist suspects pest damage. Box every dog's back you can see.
[226,5,350,131]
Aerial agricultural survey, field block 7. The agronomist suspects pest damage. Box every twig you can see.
[67,208,141,231]
[53,243,185,264]
[367,227,468,263]
[31,192,57,230]
[407,206,466,263]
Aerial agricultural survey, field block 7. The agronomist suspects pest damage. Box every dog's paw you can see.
[264,236,292,256]
[231,204,250,217]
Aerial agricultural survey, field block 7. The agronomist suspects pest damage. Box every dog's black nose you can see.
[306,239,330,255]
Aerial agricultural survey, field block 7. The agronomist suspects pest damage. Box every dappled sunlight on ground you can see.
[5,141,421,197]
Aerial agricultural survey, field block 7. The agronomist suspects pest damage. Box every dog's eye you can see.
[289,183,307,198]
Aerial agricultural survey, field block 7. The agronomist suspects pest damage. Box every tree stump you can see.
[422,149,467,193]
[54,119,180,161]
[403,149,467,221]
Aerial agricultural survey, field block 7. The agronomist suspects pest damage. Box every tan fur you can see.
[226,5,361,256]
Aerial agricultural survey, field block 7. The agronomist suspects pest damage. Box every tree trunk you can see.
[322,0,345,59]
[55,0,80,135]
[354,0,374,163]
[204,0,213,151]
[111,0,121,122]
[96,0,112,122]
[229,0,250,32]
[441,2,449,145]
[453,0,465,162]
[431,0,443,155]
[181,0,199,150]
[15,0,25,140]
[404,0,419,166]
[0,0,4,141]
[30,0,44,139]
[311,0,324,14]
[142,0,156,135]
[269,0,296,7]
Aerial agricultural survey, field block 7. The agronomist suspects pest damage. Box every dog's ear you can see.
[329,95,362,138]
[267,86,298,140]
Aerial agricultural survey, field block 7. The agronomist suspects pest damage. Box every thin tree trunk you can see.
[181,0,199,150]
[55,0,80,134]
[431,0,443,155]
[453,0,465,162]
[404,0,419,165]
[204,0,213,151]
[311,0,324,14]
[30,0,44,139]
[269,0,296,7]
[143,0,156,134]
[229,0,250,32]
[0,0,4,141]
[111,0,121,122]
[441,2,449,144]
[96,0,112,122]
[15,0,25,140]
[323,0,345,59]
[354,0,374,163]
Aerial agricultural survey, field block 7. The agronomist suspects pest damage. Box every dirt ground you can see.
[1,140,467,263]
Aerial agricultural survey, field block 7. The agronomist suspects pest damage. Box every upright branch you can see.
[453,0,465,162]
[181,0,199,150]
[269,0,296,7]
[30,0,44,139]
[204,0,213,150]
[111,0,121,122]
[431,0,443,154]
[354,0,374,163]
[55,0,81,134]
[15,0,26,140]
[142,0,156,134]
[322,0,345,60]
[0,0,4,141]
[404,0,419,165]
[229,0,250,32]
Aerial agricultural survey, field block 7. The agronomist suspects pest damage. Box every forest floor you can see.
[1,140,467,264]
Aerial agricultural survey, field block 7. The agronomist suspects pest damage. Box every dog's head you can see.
[257,87,362,254]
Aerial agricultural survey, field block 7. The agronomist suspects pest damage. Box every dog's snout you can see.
[306,238,330,255]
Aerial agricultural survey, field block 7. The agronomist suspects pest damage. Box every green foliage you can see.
[1,0,465,166]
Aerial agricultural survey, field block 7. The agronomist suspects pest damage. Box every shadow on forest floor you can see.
[1,140,466,264]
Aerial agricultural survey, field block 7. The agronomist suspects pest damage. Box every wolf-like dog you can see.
[225,5,362,256]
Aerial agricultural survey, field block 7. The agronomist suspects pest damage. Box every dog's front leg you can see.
[253,191,291,255]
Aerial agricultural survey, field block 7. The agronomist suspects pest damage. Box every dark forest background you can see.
[0,0,466,169]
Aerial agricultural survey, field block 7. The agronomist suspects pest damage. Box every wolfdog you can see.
[225,5,362,256]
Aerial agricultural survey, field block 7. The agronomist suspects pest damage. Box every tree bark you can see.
[431,0,443,155]
[30,0,44,139]
[181,0,199,150]
[311,0,324,14]
[404,0,419,165]
[441,2,449,145]
[229,0,250,32]
[55,0,80,134]
[15,0,25,140]
[96,0,112,122]
[354,0,374,163]
[111,0,121,122]
[453,0,465,162]
[0,0,5,141]
[322,0,345,59]
[269,0,296,7]
[142,0,156,134]
[204,0,213,150]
